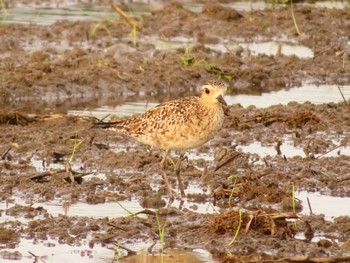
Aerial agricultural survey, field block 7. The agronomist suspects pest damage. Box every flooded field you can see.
[1,0,350,262]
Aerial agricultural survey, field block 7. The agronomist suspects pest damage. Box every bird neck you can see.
[199,97,220,109]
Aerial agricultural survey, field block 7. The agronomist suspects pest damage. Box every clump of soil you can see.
[0,111,35,125]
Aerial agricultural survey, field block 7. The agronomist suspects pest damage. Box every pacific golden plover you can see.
[94,81,227,199]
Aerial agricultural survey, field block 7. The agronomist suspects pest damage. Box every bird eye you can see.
[205,88,210,94]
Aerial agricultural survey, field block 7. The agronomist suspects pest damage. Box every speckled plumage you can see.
[105,81,227,151]
[94,81,227,198]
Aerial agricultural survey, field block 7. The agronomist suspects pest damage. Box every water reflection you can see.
[69,102,158,119]
[68,84,350,120]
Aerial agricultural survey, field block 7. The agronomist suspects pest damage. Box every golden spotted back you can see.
[107,81,227,151]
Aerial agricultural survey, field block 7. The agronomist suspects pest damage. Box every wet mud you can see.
[1,1,350,262]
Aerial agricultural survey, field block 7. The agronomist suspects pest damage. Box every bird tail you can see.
[91,121,123,129]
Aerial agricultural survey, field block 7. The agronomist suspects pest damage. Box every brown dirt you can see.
[1,1,350,262]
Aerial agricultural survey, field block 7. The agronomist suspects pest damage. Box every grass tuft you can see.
[69,138,83,164]
[181,46,194,66]
[156,212,166,263]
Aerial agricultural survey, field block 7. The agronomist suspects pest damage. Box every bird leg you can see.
[160,150,174,200]
[174,153,186,197]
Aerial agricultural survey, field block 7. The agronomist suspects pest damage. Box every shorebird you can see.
[94,81,227,199]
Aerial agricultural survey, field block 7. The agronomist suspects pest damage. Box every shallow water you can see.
[0,237,114,263]
[1,189,216,262]
[297,191,350,220]
[146,36,314,59]
[226,84,350,108]
[4,1,349,26]
[238,133,350,158]
[68,84,350,120]
[313,1,350,9]
[0,236,214,263]
[3,4,147,25]
[123,248,217,263]
[208,41,314,59]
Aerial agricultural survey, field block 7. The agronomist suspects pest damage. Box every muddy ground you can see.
[1,1,350,262]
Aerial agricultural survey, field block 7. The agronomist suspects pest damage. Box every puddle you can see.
[0,3,316,60]
[190,1,350,12]
[4,0,349,27]
[1,189,216,262]
[185,0,349,13]
[147,36,314,59]
[297,191,350,220]
[0,193,142,222]
[239,140,305,158]
[3,4,149,25]
[32,199,145,218]
[0,237,216,263]
[226,84,350,108]
[239,133,350,158]
[109,141,214,162]
[31,157,66,172]
[2,181,217,224]
[0,237,114,263]
[123,248,217,263]
[313,1,350,9]
[207,41,314,59]
[68,84,350,120]
[227,1,278,11]
[69,101,158,119]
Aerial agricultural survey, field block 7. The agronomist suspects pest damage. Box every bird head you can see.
[200,81,227,106]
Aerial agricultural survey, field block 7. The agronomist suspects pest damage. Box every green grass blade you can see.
[228,209,242,246]
[290,0,301,35]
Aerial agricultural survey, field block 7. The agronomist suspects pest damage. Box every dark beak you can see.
[216,95,227,106]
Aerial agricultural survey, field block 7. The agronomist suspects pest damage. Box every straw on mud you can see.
[316,142,347,159]
[28,251,46,263]
[111,3,140,30]
[307,197,313,215]
[292,183,296,214]
[337,86,350,112]
[115,200,147,219]
[1,147,10,160]
[215,152,242,172]
[30,169,64,182]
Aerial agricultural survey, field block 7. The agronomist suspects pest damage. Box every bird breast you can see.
[141,105,225,151]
